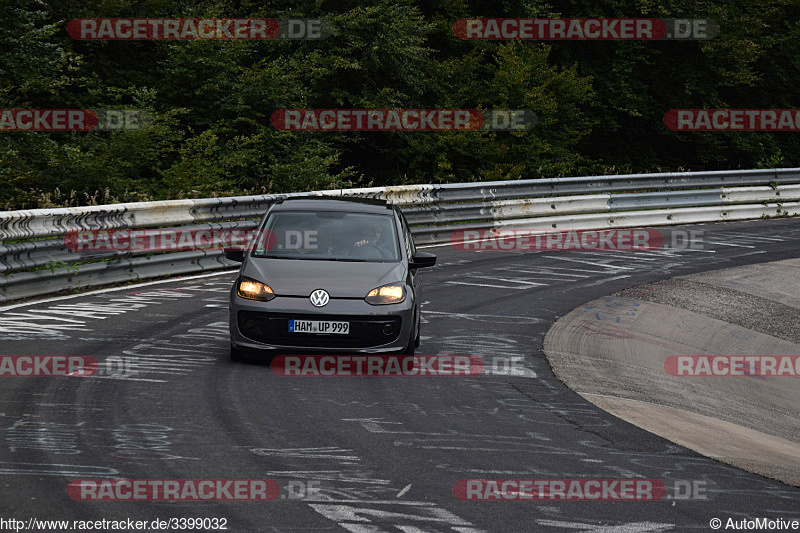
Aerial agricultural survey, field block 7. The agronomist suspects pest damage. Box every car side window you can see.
[399,211,415,259]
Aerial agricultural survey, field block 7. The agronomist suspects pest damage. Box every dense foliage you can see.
[1,0,798,209]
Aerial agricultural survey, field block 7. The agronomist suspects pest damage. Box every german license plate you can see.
[289,320,349,334]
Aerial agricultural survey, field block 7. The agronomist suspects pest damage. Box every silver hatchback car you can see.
[226,197,436,361]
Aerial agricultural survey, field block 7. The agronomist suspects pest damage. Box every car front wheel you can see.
[414,310,421,348]
[400,314,417,355]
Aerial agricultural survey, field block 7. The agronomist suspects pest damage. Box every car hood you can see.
[241,258,407,298]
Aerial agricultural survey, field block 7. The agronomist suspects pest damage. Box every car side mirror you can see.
[224,249,245,262]
[410,251,436,269]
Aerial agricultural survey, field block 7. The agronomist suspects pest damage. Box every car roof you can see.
[270,196,395,214]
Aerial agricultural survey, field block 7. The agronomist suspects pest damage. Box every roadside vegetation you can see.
[1,0,798,210]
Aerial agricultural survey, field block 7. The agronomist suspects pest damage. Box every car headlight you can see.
[237,277,275,301]
[365,283,405,305]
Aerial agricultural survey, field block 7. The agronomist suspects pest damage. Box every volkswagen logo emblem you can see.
[310,289,330,307]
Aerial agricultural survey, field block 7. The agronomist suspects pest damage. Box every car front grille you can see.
[238,311,403,348]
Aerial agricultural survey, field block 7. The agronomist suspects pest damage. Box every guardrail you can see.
[2,168,799,302]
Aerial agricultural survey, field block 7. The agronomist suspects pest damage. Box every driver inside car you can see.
[352,223,387,259]
[354,224,381,248]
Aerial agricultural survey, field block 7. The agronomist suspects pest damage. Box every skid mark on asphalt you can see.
[444,249,701,291]
[419,306,540,377]
[0,280,232,340]
[2,418,200,461]
[113,321,227,382]
[250,446,486,532]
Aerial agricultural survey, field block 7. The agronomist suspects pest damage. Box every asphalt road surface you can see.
[1,219,799,532]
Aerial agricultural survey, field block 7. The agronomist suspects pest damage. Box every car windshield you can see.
[251,210,401,262]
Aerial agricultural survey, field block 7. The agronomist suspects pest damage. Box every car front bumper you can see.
[229,292,414,354]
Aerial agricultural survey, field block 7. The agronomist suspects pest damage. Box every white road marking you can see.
[541,257,636,270]
[445,279,546,290]
[252,448,362,462]
[0,270,238,311]
[575,275,631,288]
[0,461,120,477]
[536,520,674,532]
[703,240,755,248]
[423,310,543,323]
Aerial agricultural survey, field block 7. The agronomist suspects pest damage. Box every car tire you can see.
[230,345,246,363]
[414,311,421,348]
[401,336,416,356]
[401,316,416,355]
